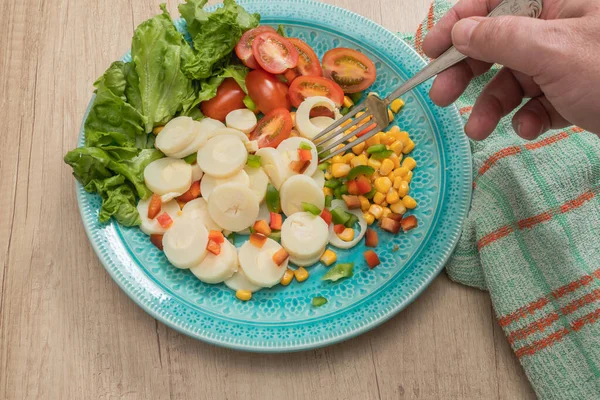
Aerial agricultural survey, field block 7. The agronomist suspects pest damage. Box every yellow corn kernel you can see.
[342,153,355,164]
[356,111,366,118]
[390,140,404,155]
[371,171,381,181]
[294,267,309,282]
[368,157,382,170]
[352,141,366,155]
[384,134,396,146]
[344,126,358,135]
[389,153,401,169]
[363,212,376,225]
[403,157,417,171]
[336,144,345,151]
[323,187,334,197]
[394,166,410,177]
[289,129,300,137]
[397,181,410,197]
[405,171,413,183]
[324,171,333,180]
[373,192,386,205]
[398,131,410,144]
[290,112,296,126]
[153,126,164,135]
[347,135,357,143]
[387,172,396,182]
[393,176,403,189]
[382,206,393,219]
[391,98,405,113]
[280,269,295,286]
[386,189,400,204]
[320,250,337,266]
[402,195,418,209]
[332,163,351,178]
[379,159,394,176]
[365,134,381,147]
[369,204,384,219]
[403,139,415,154]
[374,177,392,193]
[390,202,407,215]
[332,155,344,164]
[341,118,353,128]
[359,195,371,211]
[236,290,252,301]
[388,125,402,140]
[343,96,354,108]
[351,155,367,168]
[356,154,368,165]
[387,109,395,123]
[338,228,355,242]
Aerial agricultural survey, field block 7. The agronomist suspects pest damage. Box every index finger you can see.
[422,0,503,58]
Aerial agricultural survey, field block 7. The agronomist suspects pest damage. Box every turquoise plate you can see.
[76,0,472,352]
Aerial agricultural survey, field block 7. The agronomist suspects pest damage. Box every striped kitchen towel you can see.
[401,1,600,398]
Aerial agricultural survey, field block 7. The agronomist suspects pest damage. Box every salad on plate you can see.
[65,0,418,303]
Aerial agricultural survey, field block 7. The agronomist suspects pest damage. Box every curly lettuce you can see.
[64,147,163,226]
[179,0,260,80]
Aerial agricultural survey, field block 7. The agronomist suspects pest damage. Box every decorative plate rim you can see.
[75,0,472,352]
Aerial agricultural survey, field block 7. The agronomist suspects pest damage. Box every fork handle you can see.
[384,0,543,105]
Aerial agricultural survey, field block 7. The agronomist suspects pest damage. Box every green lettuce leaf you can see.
[64,147,164,226]
[84,62,147,148]
[132,4,197,132]
[179,0,260,80]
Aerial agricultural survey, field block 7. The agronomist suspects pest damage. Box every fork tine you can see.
[313,111,370,146]
[319,125,380,162]
[311,101,367,142]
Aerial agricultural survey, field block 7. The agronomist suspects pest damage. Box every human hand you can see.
[422,0,600,140]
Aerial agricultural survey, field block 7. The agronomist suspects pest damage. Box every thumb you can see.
[451,16,555,76]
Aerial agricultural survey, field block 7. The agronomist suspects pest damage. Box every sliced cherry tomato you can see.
[252,32,299,75]
[200,78,246,122]
[235,26,277,69]
[246,69,291,114]
[250,108,293,148]
[147,194,162,219]
[356,122,378,137]
[289,76,345,108]
[287,38,322,77]
[282,69,300,85]
[322,48,377,93]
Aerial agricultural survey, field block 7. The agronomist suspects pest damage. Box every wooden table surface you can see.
[0,0,537,398]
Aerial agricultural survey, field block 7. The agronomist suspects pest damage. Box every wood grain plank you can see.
[0,0,535,399]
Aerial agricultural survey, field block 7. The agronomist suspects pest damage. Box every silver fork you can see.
[315,0,543,161]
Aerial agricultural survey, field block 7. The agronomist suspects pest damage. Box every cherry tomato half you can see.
[235,26,277,69]
[288,76,345,108]
[322,48,377,93]
[200,78,246,122]
[252,32,299,75]
[309,106,335,119]
[250,108,293,148]
[287,38,322,77]
[246,69,291,114]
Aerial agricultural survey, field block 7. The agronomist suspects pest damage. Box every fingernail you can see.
[452,18,479,47]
